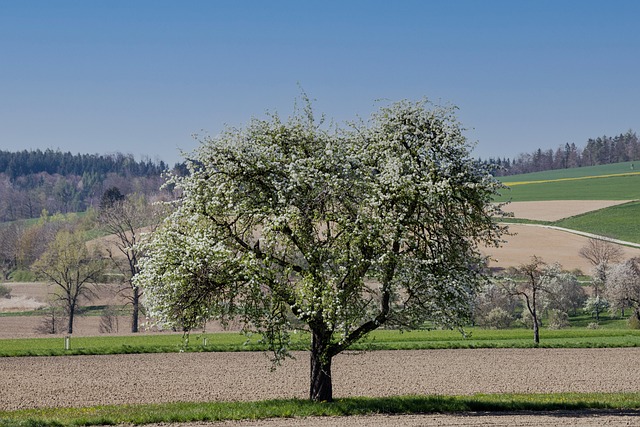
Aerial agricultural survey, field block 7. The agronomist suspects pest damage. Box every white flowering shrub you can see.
[483,307,513,329]
[605,258,640,321]
[546,309,569,330]
[134,97,507,401]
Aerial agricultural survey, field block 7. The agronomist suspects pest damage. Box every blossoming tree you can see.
[134,99,507,401]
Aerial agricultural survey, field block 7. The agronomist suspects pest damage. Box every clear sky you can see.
[1,1,639,166]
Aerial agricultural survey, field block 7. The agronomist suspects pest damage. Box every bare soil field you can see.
[484,223,640,272]
[2,349,640,425]
[503,200,631,222]
[483,199,640,272]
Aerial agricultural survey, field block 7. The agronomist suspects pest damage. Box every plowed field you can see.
[2,349,639,425]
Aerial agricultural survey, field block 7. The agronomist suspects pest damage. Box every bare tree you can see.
[35,301,67,334]
[99,191,166,332]
[503,256,558,345]
[33,229,104,334]
[579,237,624,268]
[579,238,623,294]
[579,238,623,320]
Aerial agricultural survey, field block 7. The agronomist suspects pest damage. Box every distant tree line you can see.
[0,149,168,180]
[483,130,640,176]
[0,149,175,222]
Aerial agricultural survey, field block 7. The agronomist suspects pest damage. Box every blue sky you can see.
[1,1,639,165]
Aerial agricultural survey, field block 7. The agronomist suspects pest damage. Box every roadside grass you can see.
[2,393,640,427]
[3,324,640,357]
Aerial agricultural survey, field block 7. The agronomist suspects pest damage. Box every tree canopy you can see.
[135,98,507,401]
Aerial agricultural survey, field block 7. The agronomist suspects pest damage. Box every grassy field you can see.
[553,200,640,242]
[3,324,640,357]
[2,393,640,427]
[497,199,640,244]
[497,173,640,202]
[500,161,639,183]
[495,161,640,202]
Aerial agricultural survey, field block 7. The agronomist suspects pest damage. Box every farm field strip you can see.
[2,348,639,411]
[3,327,640,357]
[517,223,640,249]
[505,171,640,186]
[2,394,640,427]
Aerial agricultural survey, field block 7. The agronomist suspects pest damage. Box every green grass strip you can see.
[1,393,639,427]
[4,328,640,357]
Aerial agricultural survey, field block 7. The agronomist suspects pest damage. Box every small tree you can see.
[483,307,513,329]
[605,258,640,321]
[35,300,67,334]
[584,296,610,321]
[473,281,518,327]
[135,98,507,401]
[0,283,11,299]
[99,192,166,332]
[503,256,558,345]
[33,229,104,334]
[543,270,586,316]
[579,238,624,273]
[579,237,623,317]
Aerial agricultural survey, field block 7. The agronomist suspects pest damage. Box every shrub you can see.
[0,283,11,299]
[482,307,513,329]
[99,306,120,333]
[9,269,36,282]
[519,311,541,329]
[34,303,67,334]
[628,314,640,330]
[587,322,600,330]
[547,309,569,330]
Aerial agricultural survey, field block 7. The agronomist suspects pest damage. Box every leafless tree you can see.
[99,191,167,332]
[579,238,623,295]
[503,256,558,345]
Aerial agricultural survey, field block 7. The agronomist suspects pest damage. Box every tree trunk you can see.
[67,305,74,334]
[131,286,140,333]
[309,328,333,402]
[532,312,539,346]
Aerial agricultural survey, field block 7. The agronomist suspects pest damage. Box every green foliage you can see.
[8,270,36,282]
[628,315,640,330]
[482,307,513,329]
[547,309,570,330]
[2,393,640,427]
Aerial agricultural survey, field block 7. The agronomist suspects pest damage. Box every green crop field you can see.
[495,161,640,202]
[492,161,640,241]
[497,174,640,202]
[553,201,640,243]
[500,161,639,183]
[3,325,640,357]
